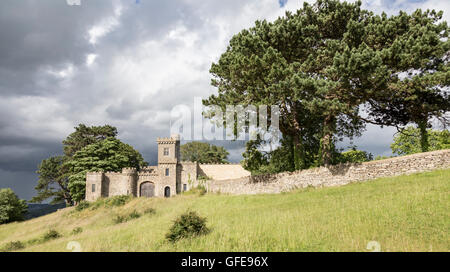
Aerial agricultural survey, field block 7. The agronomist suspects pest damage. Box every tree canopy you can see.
[204,0,449,169]
[0,188,28,224]
[391,127,450,156]
[65,137,147,203]
[180,142,229,164]
[33,124,146,205]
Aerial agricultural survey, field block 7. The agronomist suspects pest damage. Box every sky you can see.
[0,0,449,200]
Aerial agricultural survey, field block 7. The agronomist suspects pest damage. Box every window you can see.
[183,184,187,191]
[165,168,170,176]
[163,148,170,156]
[92,184,96,193]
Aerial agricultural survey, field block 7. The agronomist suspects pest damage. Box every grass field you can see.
[1,169,449,252]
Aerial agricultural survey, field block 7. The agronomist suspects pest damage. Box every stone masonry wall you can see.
[198,164,251,181]
[205,149,450,195]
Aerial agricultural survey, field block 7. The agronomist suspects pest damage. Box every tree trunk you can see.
[292,133,305,170]
[418,120,429,153]
[320,115,335,166]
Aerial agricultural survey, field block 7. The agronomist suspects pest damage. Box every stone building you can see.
[85,135,250,201]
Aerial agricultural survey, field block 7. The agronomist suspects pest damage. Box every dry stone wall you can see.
[198,164,251,180]
[205,149,450,195]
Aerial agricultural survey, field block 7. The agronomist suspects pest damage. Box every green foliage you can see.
[205,0,449,166]
[166,211,209,242]
[181,142,229,163]
[391,127,450,156]
[336,149,373,164]
[33,124,147,205]
[75,201,90,212]
[89,195,133,210]
[33,125,119,205]
[31,156,72,205]
[42,229,61,242]
[374,155,394,161]
[183,185,207,196]
[63,124,118,158]
[1,241,25,252]
[113,210,141,224]
[144,208,156,215]
[0,188,28,224]
[65,138,146,203]
[241,139,268,173]
[72,227,83,235]
[107,195,133,207]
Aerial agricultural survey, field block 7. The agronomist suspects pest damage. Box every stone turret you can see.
[157,134,180,164]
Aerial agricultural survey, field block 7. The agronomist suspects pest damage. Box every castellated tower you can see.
[156,134,181,196]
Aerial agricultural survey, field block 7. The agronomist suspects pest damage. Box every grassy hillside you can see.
[1,169,449,252]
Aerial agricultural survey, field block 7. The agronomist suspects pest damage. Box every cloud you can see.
[0,0,447,200]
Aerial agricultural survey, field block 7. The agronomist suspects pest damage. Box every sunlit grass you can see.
[1,169,449,252]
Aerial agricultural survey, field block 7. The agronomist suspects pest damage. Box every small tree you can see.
[180,142,229,163]
[31,156,72,205]
[391,127,450,156]
[33,124,119,205]
[0,188,28,224]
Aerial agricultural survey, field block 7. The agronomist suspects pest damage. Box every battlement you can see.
[180,161,198,165]
[122,167,138,174]
[87,172,104,176]
[157,134,180,143]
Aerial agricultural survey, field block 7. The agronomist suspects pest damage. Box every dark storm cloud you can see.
[0,0,116,96]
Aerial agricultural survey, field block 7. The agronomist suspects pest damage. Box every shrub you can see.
[113,215,127,224]
[75,201,90,212]
[89,195,133,210]
[183,186,207,196]
[144,208,156,215]
[113,210,141,224]
[1,241,25,252]
[128,210,141,220]
[107,195,132,207]
[166,211,209,242]
[72,227,83,235]
[336,149,373,164]
[42,229,61,241]
[374,155,394,161]
[0,188,28,224]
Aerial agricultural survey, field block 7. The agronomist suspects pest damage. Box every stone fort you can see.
[85,135,251,201]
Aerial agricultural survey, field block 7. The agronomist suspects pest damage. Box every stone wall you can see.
[198,164,251,181]
[205,149,450,195]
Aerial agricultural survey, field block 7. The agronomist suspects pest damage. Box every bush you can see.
[75,201,90,212]
[113,210,141,224]
[166,211,209,242]
[1,241,25,252]
[144,208,156,215]
[374,155,394,161]
[183,186,207,196]
[89,195,133,210]
[72,227,83,235]
[336,149,373,164]
[0,188,28,224]
[42,229,61,241]
[107,195,132,207]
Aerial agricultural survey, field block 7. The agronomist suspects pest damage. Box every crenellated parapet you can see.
[86,172,104,176]
[122,167,138,175]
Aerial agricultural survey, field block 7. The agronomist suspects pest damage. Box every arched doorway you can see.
[140,182,155,198]
[164,186,171,198]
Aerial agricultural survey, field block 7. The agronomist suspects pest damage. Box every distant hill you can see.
[25,203,66,220]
